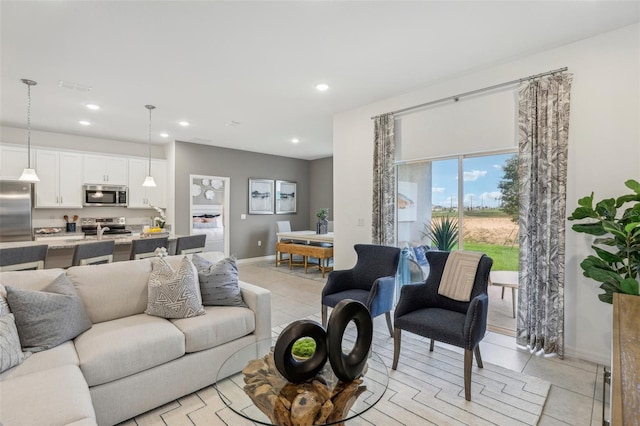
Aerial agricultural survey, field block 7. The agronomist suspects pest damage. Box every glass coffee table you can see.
[215,339,388,425]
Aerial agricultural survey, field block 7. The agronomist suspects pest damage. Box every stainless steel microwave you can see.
[83,185,128,207]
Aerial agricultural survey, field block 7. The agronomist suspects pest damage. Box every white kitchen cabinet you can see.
[83,154,128,185]
[0,145,30,180]
[34,149,83,208]
[127,158,167,208]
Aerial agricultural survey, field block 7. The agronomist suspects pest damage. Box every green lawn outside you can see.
[463,243,519,271]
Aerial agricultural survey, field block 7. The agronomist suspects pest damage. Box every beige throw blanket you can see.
[438,251,484,302]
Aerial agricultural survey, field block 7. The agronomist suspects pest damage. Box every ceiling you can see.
[1,1,638,160]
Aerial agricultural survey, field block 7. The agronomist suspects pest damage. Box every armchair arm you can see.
[366,276,395,317]
[322,269,354,297]
[394,281,440,319]
[462,293,489,350]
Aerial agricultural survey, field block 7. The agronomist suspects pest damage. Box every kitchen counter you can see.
[1,232,177,250]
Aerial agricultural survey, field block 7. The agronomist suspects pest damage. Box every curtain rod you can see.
[371,66,568,119]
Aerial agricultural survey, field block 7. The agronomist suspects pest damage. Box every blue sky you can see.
[431,153,516,208]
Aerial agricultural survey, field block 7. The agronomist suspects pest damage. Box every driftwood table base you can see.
[242,350,366,426]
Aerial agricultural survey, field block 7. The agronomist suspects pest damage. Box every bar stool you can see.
[174,234,206,255]
[0,245,48,271]
[71,240,115,266]
[129,237,169,260]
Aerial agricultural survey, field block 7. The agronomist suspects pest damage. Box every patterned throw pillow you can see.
[145,256,205,319]
[192,254,247,307]
[0,284,10,316]
[413,245,429,267]
[6,274,92,353]
[0,314,30,373]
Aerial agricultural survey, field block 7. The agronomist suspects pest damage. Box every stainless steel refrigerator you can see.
[0,180,33,242]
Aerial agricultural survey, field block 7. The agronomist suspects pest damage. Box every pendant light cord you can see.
[148,106,152,175]
[26,83,32,168]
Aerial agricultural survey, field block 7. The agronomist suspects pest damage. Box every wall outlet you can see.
[241,214,247,220]
[357,218,365,226]
[258,240,262,246]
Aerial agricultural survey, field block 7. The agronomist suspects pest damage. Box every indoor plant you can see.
[316,208,329,234]
[567,179,640,303]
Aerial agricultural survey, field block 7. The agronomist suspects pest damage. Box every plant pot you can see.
[316,219,328,234]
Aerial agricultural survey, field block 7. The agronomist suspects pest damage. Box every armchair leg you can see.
[392,328,401,370]
[385,312,393,337]
[464,349,473,401]
[321,305,328,327]
[474,346,483,368]
[429,338,435,352]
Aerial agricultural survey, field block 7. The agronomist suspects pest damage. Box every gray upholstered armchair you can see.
[321,244,401,337]
[392,250,493,401]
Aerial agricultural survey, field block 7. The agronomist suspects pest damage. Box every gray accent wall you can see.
[174,141,312,259]
[309,156,333,226]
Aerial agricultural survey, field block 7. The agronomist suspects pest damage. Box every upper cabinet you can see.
[34,149,83,208]
[0,145,30,180]
[127,158,167,208]
[83,154,128,185]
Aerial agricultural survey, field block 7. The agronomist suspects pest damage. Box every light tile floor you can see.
[237,260,609,425]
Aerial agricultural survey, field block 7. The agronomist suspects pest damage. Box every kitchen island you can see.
[0,232,179,269]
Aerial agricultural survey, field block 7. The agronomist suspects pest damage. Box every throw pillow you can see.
[0,284,10,316]
[413,245,428,267]
[0,314,30,373]
[145,256,205,319]
[6,274,92,353]
[192,254,247,307]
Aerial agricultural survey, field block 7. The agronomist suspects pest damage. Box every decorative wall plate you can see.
[211,179,223,189]
[201,178,210,186]
[191,184,202,196]
[204,189,215,200]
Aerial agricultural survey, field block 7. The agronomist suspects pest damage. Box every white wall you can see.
[333,24,640,364]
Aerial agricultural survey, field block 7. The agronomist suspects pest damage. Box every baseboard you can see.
[237,255,275,264]
[564,345,611,366]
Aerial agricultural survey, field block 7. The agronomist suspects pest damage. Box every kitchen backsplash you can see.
[32,206,167,228]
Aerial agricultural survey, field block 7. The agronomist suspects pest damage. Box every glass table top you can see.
[215,339,389,425]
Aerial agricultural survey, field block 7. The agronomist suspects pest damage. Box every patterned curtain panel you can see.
[516,74,572,358]
[372,114,396,246]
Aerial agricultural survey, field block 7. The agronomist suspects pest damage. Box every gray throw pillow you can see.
[192,254,247,307]
[145,256,206,319]
[0,314,30,373]
[6,274,92,353]
[0,284,10,316]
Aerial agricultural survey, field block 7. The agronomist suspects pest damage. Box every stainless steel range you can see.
[81,217,132,236]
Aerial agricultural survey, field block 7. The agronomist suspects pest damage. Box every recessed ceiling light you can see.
[160,132,169,138]
[78,120,91,126]
[85,103,100,110]
[315,83,329,92]
[291,138,300,143]
[178,121,190,127]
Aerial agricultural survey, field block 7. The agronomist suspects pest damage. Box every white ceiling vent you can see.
[58,80,92,91]
[189,137,212,144]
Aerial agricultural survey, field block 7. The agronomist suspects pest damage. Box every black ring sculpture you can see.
[326,299,373,381]
[273,320,327,383]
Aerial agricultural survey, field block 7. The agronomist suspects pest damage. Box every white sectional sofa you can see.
[0,252,272,426]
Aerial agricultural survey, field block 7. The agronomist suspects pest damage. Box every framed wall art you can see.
[249,178,274,214]
[275,180,297,214]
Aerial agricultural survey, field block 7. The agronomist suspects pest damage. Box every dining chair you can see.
[174,234,207,255]
[129,237,169,260]
[0,245,48,271]
[72,240,115,266]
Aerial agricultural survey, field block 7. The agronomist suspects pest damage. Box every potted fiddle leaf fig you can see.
[567,179,640,304]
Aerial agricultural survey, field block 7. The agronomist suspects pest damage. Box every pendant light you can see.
[142,104,157,187]
[18,79,40,182]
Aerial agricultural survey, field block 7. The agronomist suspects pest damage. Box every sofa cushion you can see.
[0,365,96,426]
[170,305,256,353]
[145,257,205,319]
[0,340,78,381]
[0,268,66,291]
[192,254,247,307]
[0,314,29,373]
[67,259,152,323]
[6,274,92,352]
[74,313,185,386]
